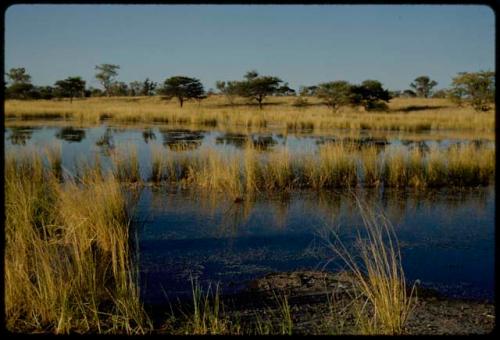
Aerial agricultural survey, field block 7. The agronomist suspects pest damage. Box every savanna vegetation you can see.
[4,63,495,335]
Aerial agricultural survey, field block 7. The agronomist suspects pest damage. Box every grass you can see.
[5,149,151,334]
[324,196,416,335]
[4,96,495,133]
[149,142,495,191]
[111,144,141,182]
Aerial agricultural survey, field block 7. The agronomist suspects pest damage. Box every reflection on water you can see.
[142,128,156,144]
[160,128,204,151]
[6,126,41,145]
[55,127,86,143]
[215,133,278,150]
[136,186,494,304]
[4,124,495,304]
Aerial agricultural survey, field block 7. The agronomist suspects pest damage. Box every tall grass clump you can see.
[150,144,165,182]
[360,146,382,187]
[5,151,151,334]
[306,143,358,189]
[261,148,294,191]
[181,280,230,335]
[325,197,416,334]
[447,143,494,186]
[111,145,141,182]
[383,147,408,187]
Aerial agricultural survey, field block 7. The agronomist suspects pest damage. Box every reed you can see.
[325,197,416,335]
[360,146,383,187]
[150,144,165,182]
[306,143,358,189]
[181,280,230,335]
[148,142,495,191]
[111,145,141,182]
[5,150,151,334]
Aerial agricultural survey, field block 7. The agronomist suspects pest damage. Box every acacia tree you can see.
[235,71,282,109]
[316,81,353,111]
[95,64,120,96]
[450,71,495,111]
[351,80,392,111]
[159,76,205,107]
[54,77,86,103]
[410,76,438,98]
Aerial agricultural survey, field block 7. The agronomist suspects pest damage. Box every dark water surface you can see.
[5,124,495,304]
[135,186,494,304]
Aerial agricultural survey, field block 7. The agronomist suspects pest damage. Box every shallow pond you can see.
[4,124,495,304]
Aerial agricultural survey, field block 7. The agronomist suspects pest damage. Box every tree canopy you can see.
[410,76,438,98]
[159,76,206,107]
[95,64,120,96]
[450,71,495,111]
[54,77,86,102]
[232,71,283,109]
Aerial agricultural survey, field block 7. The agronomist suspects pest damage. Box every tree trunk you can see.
[258,97,263,109]
[179,97,184,108]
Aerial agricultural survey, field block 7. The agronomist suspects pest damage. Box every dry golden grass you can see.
[4,96,495,133]
[5,149,151,334]
[151,142,495,191]
[324,197,416,335]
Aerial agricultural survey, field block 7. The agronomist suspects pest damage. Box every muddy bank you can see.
[150,271,495,335]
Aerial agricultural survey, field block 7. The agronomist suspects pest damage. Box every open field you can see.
[4,96,495,134]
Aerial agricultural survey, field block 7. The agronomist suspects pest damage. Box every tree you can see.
[109,82,129,96]
[316,81,354,111]
[450,71,495,111]
[299,85,318,97]
[141,78,157,96]
[401,89,417,98]
[5,83,36,99]
[410,76,438,98]
[129,81,143,96]
[159,76,205,107]
[95,64,120,96]
[276,82,296,96]
[351,80,391,111]
[5,67,31,85]
[36,86,55,100]
[5,67,35,99]
[234,71,282,109]
[215,80,240,105]
[54,77,86,102]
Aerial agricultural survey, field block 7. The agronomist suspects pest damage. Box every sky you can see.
[4,4,495,91]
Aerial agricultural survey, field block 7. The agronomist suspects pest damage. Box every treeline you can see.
[4,64,495,111]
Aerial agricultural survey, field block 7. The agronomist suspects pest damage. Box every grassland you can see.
[4,96,495,134]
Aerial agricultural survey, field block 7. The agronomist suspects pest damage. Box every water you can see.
[4,123,495,304]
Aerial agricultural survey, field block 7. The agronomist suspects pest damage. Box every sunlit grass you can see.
[5,150,151,334]
[324,197,416,335]
[5,96,495,133]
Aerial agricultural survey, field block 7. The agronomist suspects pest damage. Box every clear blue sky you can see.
[5,4,495,91]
